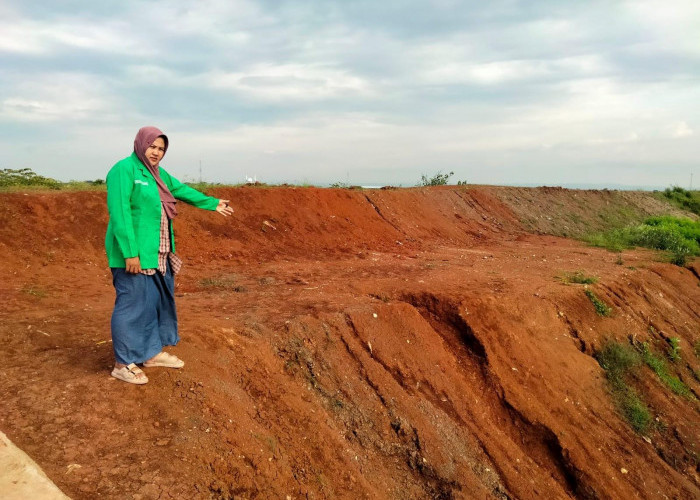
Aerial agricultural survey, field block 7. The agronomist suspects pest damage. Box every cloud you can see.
[672,121,693,138]
[205,63,372,101]
[1,0,699,189]
[0,73,118,122]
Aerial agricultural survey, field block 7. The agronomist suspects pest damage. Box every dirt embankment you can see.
[0,186,698,499]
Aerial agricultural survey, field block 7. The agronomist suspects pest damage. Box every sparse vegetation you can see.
[668,337,682,362]
[639,342,694,399]
[595,341,652,434]
[419,171,454,186]
[200,275,247,292]
[585,289,612,316]
[21,284,47,298]
[658,186,700,216]
[694,340,700,358]
[558,270,598,285]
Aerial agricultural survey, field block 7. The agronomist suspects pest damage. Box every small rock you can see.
[621,468,628,474]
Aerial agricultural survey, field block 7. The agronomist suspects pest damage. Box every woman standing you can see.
[105,126,234,384]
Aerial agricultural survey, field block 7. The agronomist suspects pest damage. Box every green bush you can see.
[419,171,454,186]
[586,215,700,265]
[660,186,700,216]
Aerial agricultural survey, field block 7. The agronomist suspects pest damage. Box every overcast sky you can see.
[1,0,698,188]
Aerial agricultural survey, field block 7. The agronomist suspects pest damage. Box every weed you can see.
[585,289,612,316]
[369,293,390,303]
[595,341,652,433]
[668,337,682,362]
[21,285,47,298]
[694,340,700,358]
[252,433,278,454]
[615,254,624,265]
[200,275,246,292]
[639,342,694,399]
[559,271,598,285]
[597,341,640,379]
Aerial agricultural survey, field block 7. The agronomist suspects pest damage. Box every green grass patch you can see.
[585,289,612,316]
[595,341,652,434]
[639,342,694,399]
[585,215,700,265]
[559,270,598,284]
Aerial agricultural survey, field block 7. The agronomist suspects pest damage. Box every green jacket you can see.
[105,153,219,268]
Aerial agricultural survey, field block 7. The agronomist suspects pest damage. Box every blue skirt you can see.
[110,262,179,364]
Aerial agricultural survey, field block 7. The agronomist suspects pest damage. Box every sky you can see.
[1,0,698,189]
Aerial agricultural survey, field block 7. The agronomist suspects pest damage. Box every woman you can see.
[105,126,234,384]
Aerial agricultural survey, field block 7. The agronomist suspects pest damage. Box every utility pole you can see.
[199,160,202,184]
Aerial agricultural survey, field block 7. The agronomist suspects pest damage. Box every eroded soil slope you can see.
[0,186,698,499]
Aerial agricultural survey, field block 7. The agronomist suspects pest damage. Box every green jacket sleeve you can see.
[161,169,219,210]
[106,162,139,258]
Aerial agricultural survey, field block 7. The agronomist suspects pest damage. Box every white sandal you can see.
[143,352,184,369]
[111,363,149,384]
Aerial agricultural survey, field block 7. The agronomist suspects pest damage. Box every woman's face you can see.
[145,137,166,167]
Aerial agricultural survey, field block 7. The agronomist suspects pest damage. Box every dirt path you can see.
[0,187,698,499]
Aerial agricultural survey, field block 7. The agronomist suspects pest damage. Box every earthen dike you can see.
[0,185,698,499]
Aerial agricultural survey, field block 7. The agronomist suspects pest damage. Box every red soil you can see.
[0,186,698,499]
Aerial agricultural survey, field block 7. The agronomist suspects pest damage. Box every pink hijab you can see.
[133,126,178,219]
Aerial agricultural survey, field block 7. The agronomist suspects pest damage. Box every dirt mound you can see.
[0,186,698,499]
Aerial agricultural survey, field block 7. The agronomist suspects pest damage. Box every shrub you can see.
[660,186,700,216]
[419,171,454,186]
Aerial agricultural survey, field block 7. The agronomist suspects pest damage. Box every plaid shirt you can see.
[140,205,182,276]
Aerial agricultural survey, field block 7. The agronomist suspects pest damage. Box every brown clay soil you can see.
[0,185,698,499]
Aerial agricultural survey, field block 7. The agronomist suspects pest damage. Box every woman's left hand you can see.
[216,199,234,216]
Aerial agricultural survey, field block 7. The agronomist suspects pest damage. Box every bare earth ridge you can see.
[0,185,698,499]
